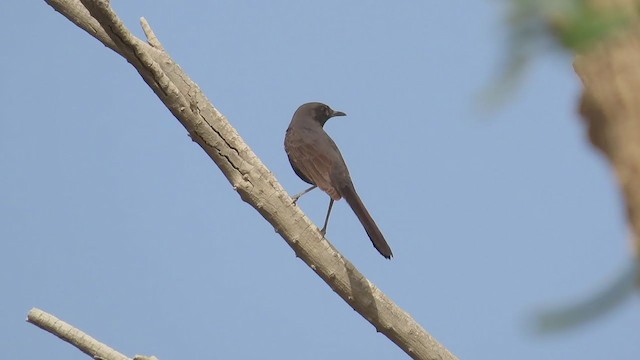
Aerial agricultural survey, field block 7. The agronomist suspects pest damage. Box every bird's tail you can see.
[341,184,393,259]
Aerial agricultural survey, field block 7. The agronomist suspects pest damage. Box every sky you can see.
[2,1,639,359]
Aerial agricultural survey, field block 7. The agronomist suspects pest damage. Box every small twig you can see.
[140,17,164,50]
[26,308,131,360]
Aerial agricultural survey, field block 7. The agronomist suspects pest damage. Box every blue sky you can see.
[2,1,638,359]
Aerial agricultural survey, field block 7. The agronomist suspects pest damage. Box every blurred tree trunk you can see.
[574,0,640,258]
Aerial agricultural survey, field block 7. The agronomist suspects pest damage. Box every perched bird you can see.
[284,102,393,259]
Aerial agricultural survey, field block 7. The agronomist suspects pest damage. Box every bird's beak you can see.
[332,110,346,117]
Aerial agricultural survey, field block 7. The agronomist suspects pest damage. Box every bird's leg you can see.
[291,185,317,204]
[320,198,334,235]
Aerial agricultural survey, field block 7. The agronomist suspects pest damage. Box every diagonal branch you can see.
[27,308,131,360]
[27,308,159,360]
[42,1,457,359]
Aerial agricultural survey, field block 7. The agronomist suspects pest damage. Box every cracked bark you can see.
[39,1,457,359]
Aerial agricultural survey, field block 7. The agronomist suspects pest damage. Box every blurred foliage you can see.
[482,0,640,333]
[512,0,632,52]
[482,0,635,108]
[534,260,638,333]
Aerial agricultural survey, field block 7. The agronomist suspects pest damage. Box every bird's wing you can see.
[290,142,342,201]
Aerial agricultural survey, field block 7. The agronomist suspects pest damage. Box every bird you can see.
[284,102,393,259]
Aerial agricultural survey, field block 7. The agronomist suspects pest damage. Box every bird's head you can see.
[297,102,346,126]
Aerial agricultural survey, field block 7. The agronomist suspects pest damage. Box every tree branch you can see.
[26,308,132,360]
[42,1,457,359]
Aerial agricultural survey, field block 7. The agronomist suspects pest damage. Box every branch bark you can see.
[41,1,457,359]
[27,308,131,360]
[574,0,640,258]
[27,308,159,360]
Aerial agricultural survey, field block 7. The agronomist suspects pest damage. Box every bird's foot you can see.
[291,185,317,205]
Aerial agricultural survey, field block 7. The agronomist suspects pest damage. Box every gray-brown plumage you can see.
[284,102,393,259]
